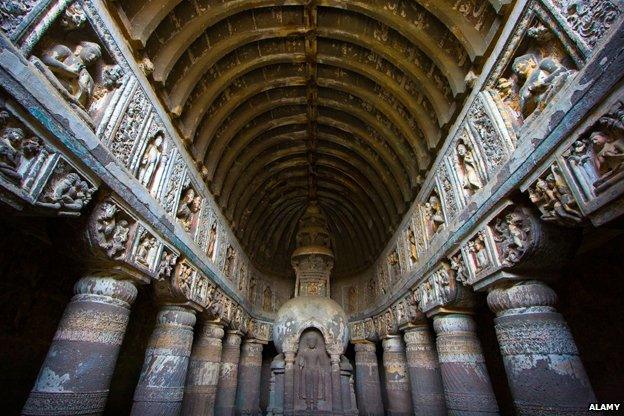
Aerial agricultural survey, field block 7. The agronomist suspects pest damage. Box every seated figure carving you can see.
[41,41,102,109]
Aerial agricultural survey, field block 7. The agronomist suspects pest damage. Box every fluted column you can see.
[131,305,197,416]
[403,324,446,416]
[235,339,264,415]
[353,341,384,416]
[488,280,596,415]
[381,335,413,416]
[182,321,225,416]
[433,313,499,415]
[214,330,243,416]
[23,276,137,416]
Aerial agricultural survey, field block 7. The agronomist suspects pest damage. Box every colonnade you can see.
[21,276,595,415]
[352,280,596,416]
[22,274,266,416]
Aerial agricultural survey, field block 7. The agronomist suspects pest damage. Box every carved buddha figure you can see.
[41,41,102,109]
[424,194,444,236]
[457,141,483,194]
[296,330,328,411]
[137,131,164,190]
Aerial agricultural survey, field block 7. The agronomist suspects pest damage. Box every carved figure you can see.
[223,245,236,279]
[387,249,400,280]
[450,253,468,285]
[59,3,86,31]
[346,286,357,313]
[157,249,177,280]
[177,262,194,295]
[511,25,573,119]
[457,141,483,194]
[468,233,489,272]
[493,211,530,264]
[0,0,30,34]
[41,41,102,109]
[263,286,273,311]
[38,172,93,212]
[528,165,582,224]
[176,188,201,232]
[136,233,156,268]
[589,105,624,188]
[96,203,130,259]
[297,330,327,410]
[424,194,444,236]
[137,131,164,189]
[0,125,25,181]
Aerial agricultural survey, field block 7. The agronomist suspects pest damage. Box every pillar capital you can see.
[353,340,376,353]
[487,280,557,314]
[74,275,138,305]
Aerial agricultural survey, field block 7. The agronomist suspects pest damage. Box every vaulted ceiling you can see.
[113,0,505,277]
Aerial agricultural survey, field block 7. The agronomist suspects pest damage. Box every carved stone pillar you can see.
[381,335,413,416]
[235,339,264,415]
[330,353,344,414]
[181,321,225,416]
[340,356,357,415]
[433,313,499,415]
[266,354,285,416]
[283,351,296,416]
[403,324,446,416]
[23,276,137,416]
[131,305,197,416]
[214,330,243,416]
[487,281,596,415]
[353,341,384,416]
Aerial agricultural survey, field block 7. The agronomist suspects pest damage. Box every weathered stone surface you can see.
[433,313,499,415]
[353,341,384,416]
[403,324,446,416]
[235,339,264,416]
[488,281,596,415]
[381,335,413,416]
[214,330,242,416]
[182,321,225,416]
[23,276,137,415]
[131,305,196,416]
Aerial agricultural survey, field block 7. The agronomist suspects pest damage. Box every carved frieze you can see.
[451,128,487,201]
[437,161,460,220]
[526,163,583,226]
[349,318,376,342]
[0,102,98,216]
[414,263,458,314]
[35,160,96,216]
[487,13,578,133]
[422,189,445,241]
[176,183,201,234]
[29,2,126,129]
[554,0,622,49]
[156,246,178,281]
[0,1,38,39]
[91,199,134,261]
[131,225,159,272]
[564,99,624,198]
[248,319,272,343]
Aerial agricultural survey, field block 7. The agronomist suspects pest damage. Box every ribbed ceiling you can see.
[115,0,502,277]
